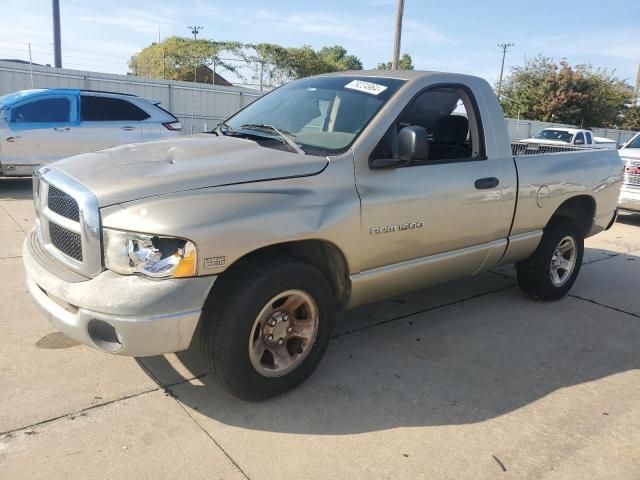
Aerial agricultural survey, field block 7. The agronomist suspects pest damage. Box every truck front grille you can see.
[33,168,102,277]
[49,222,83,261]
[48,185,80,221]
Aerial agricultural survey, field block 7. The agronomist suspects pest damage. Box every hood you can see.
[619,148,640,161]
[52,135,328,207]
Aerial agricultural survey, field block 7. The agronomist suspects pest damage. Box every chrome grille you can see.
[626,174,640,187]
[49,222,83,261]
[48,185,80,221]
[34,167,102,277]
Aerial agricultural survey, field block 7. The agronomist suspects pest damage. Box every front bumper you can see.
[23,231,216,356]
[618,187,640,213]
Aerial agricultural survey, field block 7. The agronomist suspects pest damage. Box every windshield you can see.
[222,76,406,156]
[0,90,44,109]
[534,129,574,143]
[624,134,640,149]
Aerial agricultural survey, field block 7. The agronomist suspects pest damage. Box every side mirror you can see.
[395,126,428,162]
[574,139,585,145]
[369,125,429,169]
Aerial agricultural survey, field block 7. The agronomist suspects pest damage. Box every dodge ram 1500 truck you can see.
[23,71,623,400]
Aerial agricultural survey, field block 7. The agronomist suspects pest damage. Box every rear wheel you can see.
[200,258,335,401]
[516,219,584,301]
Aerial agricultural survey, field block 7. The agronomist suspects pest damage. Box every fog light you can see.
[87,320,122,353]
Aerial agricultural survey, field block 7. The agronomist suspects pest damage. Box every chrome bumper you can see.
[618,187,640,213]
[23,231,216,357]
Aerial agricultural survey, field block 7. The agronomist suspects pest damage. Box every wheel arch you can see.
[213,239,351,310]
[547,195,596,236]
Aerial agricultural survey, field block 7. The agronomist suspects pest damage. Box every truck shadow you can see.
[137,251,640,434]
[0,178,33,200]
[617,211,640,227]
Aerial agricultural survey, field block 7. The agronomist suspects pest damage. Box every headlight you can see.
[104,229,197,278]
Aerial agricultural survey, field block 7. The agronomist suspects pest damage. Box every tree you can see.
[251,43,363,87]
[619,105,640,130]
[499,55,633,128]
[376,53,414,70]
[128,36,243,82]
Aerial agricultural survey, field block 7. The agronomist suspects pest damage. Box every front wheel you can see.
[200,258,335,401]
[516,219,584,301]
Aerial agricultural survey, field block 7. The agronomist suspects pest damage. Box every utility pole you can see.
[391,0,405,70]
[634,63,640,105]
[28,42,34,88]
[52,0,62,68]
[497,42,514,100]
[187,26,202,135]
[188,25,203,40]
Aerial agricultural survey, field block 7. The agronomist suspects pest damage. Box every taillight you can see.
[163,121,182,131]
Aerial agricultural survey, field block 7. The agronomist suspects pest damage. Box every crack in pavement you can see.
[172,397,252,480]
[568,293,640,320]
[0,202,27,233]
[0,373,207,437]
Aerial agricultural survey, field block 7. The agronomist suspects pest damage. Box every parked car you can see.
[617,132,640,212]
[23,71,622,400]
[0,89,182,176]
[521,127,617,149]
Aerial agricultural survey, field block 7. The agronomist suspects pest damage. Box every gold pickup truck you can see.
[23,71,623,400]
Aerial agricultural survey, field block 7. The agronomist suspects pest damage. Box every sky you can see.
[1,0,639,88]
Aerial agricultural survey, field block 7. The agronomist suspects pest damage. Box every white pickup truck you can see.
[23,71,623,400]
[521,127,617,149]
[618,132,640,212]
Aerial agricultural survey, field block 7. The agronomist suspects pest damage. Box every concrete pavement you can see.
[1,177,639,479]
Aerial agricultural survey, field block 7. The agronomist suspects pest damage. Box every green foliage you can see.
[128,36,243,82]
[376,53,414,71]
[129,37,362,87]
[499,55,633,128]
[619,105,640,130]
[250,43,362,86]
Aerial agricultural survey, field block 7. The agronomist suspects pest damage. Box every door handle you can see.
[6,136,20,142]
[474,177,500,189]
[121,126,136,131]
[53,127,70,132]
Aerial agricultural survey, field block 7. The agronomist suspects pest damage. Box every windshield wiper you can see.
[239,124,305,155]
[213,121,233,136]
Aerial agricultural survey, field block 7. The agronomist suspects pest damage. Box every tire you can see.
[516,218,584,301]
[200,257,335,401]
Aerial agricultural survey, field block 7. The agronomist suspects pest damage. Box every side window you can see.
[370,86,484,162]
[80,96,150,121]
[11,97,71,123]
[575,132,585,145]
[585,131,592,144]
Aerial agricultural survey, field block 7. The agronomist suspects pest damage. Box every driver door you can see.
[354,84,513,300]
